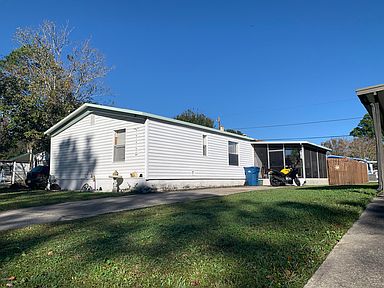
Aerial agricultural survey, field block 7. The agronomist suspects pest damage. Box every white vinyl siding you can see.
[146,120,254,180]
[50,113,145,190]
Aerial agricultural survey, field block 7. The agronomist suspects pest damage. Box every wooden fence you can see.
[327,158,368,185]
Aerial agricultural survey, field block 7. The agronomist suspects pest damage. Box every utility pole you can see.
[217,116,221,130]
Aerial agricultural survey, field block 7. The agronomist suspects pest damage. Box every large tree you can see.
[322,137,376,160]
[175,109,215,128]
[348,137,376,160]
[321,138,351,156]
[350,113,375,138]
[348,113,377,160]
[0,21,110,158]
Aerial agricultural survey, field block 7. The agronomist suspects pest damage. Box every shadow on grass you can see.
[337,200,369,209]
[0,187,30,194]
[299,184,378,191]
[0,190,45,200]
[0,186,377,287]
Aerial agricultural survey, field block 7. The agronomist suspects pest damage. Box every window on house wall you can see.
[113,129,126,162]
[203,135,207,156]
[228,141,239,166]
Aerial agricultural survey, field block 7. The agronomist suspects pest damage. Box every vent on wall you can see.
[90,114,95,126]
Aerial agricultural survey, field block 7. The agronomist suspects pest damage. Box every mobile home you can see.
[45,103,330,191]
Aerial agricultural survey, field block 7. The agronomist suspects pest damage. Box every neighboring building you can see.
[45,103,330,191]
[0,153,31,184]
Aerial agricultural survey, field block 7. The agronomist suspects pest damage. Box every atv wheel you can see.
[270,177,282,187]
[294,178,301,186]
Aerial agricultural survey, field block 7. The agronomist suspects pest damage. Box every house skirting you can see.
[260,178,329,186]
[304,178,329,185]
[145,179,246,192]
[56,177,246,192]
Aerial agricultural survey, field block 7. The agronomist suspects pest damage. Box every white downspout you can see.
[144,119,149,180]
[316,151,320,178]
[301,145,306,181]
[12,161,16,184]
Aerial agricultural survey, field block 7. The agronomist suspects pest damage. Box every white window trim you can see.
[202,134,208,157]
[228,141,239,166]
[113,129,126,163]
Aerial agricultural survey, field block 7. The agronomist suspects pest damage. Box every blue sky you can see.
[1,0,383,144]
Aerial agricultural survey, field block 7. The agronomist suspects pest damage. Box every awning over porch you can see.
[356,84,384,191]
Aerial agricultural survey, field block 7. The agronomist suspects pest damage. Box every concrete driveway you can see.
[0,186,276,231]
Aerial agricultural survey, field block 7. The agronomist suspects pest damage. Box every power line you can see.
[233,117,362,130]
[258,134,353,141]
[221,97,356,117]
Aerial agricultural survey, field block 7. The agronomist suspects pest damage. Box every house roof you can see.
[356,84,384,96]
[356,84,384,133]
[251,140,331,151]
[327,155,374,164]
[44,103,255,140]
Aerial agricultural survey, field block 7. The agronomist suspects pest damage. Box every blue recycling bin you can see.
[244,166,260,186]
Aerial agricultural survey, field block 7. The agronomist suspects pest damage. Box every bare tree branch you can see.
[1,20,111,153]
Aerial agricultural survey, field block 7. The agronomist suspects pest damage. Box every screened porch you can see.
[252,141,330,180]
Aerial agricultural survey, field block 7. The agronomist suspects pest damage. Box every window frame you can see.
[228,141,239,166]
[202,135,208,156]
[113,129,126,162]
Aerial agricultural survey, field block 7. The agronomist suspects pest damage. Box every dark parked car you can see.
[25,166,49,189]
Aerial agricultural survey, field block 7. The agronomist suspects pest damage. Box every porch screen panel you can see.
[269,151,284,171]
[269,144,283,150]
[304,148,313,178]
[310,150,319,178]
[285,145,303,177]
[254,145,268,178]
[113,129,126,162]
[318,152,327,178]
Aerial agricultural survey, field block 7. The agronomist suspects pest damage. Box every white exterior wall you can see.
[146,119,254,190]
[50,113,145,191]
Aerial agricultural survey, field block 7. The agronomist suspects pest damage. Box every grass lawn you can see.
[0,185,377,287]
[0,189,131,212]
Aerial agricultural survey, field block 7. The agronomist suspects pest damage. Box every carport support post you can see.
[371,101,384,191]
